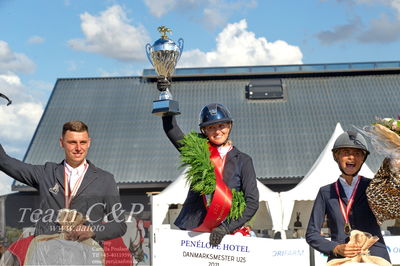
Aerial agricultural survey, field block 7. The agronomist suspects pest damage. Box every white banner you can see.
[384,236,400,264]
[152,229,400,265]
[152,228,310,266]
[314,250,329,266]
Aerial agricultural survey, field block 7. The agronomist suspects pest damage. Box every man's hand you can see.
[65,224,95,242]
[209,224,230,247]
[333,243,362,258]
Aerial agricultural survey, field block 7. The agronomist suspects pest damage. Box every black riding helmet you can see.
[199,103,233,129]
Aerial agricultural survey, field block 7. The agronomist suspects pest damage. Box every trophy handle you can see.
[145,43,154,67]
[177,38,184,61]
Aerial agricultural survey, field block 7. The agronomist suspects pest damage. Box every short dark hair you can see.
[62,121,89,137]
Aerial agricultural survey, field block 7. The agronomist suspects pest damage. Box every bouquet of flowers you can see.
[361,117,400,224]
[362,116,400,159]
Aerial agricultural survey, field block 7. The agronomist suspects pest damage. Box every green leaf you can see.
[179,132,215,194]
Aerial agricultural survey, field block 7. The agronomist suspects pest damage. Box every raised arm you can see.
[0,144,42,189]
[162,115,185,151]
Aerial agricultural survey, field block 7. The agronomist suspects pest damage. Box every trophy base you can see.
[152,99,180,116]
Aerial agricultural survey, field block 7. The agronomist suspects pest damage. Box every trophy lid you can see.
[151,38,181,52]
[149,25,182,52]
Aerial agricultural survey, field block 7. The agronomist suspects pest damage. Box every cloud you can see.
[0,102,42,141]
[143,0,257,30]
[0,73,44,161]
[201,0,257,30]
[202,7,229,30]
[179,19,303,67]
[0,41,36,74]
[0,172,13,195]
[358,13,400,42]
[68,5,151,62]
[28,36,45,44]
[0,42,44,174]
[143,0,181,17]
[316,18,362,45]
[318,0,400,44]
[355,0,400,42]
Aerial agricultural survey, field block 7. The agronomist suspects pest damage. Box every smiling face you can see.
[60,130,91,168]
[203,122,232,146]
[334,148,366,180]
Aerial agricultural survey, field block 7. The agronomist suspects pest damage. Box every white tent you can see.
[279,123,374,232]
[151,169,283,232]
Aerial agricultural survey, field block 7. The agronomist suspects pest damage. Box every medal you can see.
[344,223,352,235]
[334,176,361,235]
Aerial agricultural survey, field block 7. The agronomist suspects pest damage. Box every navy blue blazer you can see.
[306,176,390,262]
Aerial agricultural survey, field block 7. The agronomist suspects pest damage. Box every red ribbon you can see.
[193,144,232,232]
[334,176,361,226]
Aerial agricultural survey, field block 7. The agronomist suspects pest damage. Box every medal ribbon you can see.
[334,176,361,228]
[193,144,233,232]
[64,162,88,209]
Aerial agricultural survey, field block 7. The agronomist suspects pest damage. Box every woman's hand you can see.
[65,224,95,242]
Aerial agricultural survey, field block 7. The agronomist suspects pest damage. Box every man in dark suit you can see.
[306,131,390,262]
[0,120,127,242]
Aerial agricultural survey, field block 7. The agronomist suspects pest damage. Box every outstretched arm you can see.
[162,115,185,150]
[0,144,42,189]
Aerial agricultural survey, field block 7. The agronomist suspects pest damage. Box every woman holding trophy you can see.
[162,103,259,246]
[146,27,259,246]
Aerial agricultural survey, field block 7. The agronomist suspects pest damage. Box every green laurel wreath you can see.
[178,131,246,221]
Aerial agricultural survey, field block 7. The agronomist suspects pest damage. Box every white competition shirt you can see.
[338,174,360,199]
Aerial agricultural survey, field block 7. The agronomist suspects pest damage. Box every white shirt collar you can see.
[64,160,88,175]
[217,145,232,159]
[338,175,359,199]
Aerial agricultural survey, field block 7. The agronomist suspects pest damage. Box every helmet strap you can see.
[334,153,368,178]
[338,165,360,178]
[333,150,368,177]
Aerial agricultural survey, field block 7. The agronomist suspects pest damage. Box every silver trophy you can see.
[146,26,183,116]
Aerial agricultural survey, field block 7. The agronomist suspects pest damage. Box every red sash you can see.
[7,235,34,266]
[7,236,132,266]
[193,144,232,232]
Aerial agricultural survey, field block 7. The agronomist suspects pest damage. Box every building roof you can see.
[14,61,400,190]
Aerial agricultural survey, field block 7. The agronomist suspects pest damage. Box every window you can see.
[246,78,283,100]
